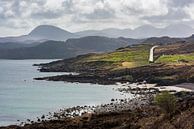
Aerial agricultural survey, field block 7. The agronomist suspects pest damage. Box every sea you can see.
[0,59,129,126]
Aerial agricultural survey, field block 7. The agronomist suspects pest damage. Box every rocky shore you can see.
[1,90,194,129]
[35,63,194,86]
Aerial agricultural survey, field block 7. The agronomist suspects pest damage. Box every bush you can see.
[154,91,177,116]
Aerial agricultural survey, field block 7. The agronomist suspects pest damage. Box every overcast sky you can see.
[0,0,194,36]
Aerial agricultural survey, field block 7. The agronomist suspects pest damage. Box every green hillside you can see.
[157,53,194,63]
[37,42,194,86]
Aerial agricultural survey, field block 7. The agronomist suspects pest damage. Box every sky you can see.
[0,0,194,36]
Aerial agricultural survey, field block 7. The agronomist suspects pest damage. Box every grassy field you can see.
[80,44,151,69]
[71,43,194,72]
[156,53,194,63]
[77,43,194,69]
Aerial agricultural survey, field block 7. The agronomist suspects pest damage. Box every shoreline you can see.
[0,84,133,127]
[1,82,193,128]
[170,83,194,91]
[119,82,193,92]
[1,89,194,129]
[0,92,151,128]
[34,68,194,86]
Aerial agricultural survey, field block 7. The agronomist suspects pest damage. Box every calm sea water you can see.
[0,60,127,126]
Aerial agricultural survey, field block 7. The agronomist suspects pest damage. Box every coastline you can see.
[1,59,194,128]
[170,83,194,91]
[0,59,131,127]
[35,63,194,86]
[1,82,193,128]
[0,88,152,128]
[0,84,129,127]
[1,86,194,129]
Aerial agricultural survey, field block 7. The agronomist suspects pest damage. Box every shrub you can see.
[154,91,177,116]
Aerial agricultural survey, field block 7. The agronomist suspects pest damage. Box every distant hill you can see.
[2,34,194,59]
[1,24,194,43]
[0,36,141,59]
[184,34,194,43]
[75,24,194,39]
[142,34,194,44]
[0,25,78,44]
[65,36,139,52]
[75,28,132,38]
[28,25,77,41]
[142,36,184,44]
[0,41,75,59]
[0,42,29,50]
[0,42,41,50]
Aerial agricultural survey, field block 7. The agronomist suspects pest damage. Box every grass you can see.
[156,53,194,63]
[74,44,194,72]
[80,45,151,69]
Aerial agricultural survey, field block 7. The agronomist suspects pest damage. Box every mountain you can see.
[161,24,194,37]
[76,24,194,38]
[28,25,77,41]
[0,41,73,59]
[130,25,161,38]
[75,28,132,38]
[0,25,77,44]
[65,36,136,52]
[2,33,194,59]
[0,36,141,59]
[1,24,194,44]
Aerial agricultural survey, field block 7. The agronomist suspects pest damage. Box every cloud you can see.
[0,0,194,36]
[169,0,193,7]
[184,2,194,20]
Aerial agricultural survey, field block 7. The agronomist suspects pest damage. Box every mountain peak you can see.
[29,25,72,35]
[28,25,75,41]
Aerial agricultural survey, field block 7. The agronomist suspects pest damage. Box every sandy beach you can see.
[170,83,194,91]
[117,82,194,92]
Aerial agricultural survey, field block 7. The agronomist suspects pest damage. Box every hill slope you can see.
[37,42,194,85]
[2,34,194,59]
[0,25,77,43]
[28,25,77,41]
[0,36,140,59]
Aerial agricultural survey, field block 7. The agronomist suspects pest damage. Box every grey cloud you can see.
[62,0,74,13]
[0,0,43,18]
[31,10,64,19]
[83,8,115,20]
[169,0,193,7]
[0,0,47,28]
[143,9,189,22]
[62,0,115,22]
[0,0,64,21]
[142,0,194,25]
[1,0,194,36]
[121,6,142,16]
